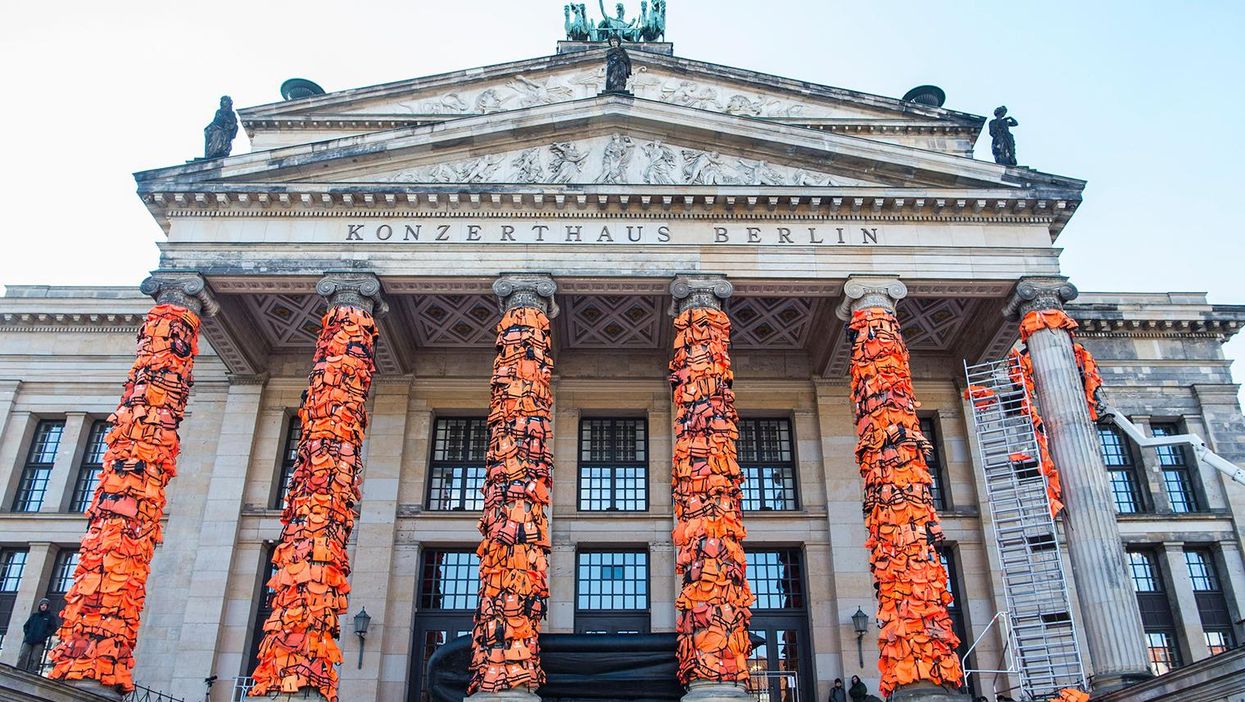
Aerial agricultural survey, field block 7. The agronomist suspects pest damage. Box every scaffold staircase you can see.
[962,356,1087,699]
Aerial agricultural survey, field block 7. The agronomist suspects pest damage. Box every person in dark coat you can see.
[17,598,58,672]
[829,677,847,702]
[848,675,868,702]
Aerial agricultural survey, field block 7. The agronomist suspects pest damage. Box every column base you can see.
[66,679,123,700]
[681,680,751,702]
[888,682,971,702]
[465,688,542,702]
[1089,670,1153,695]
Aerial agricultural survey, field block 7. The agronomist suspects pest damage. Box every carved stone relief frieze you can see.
[370,133,865,186]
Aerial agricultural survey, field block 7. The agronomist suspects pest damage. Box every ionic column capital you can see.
[139,271,218,317]
[492,274,559,317]
[834,275,907,320]
[669,274,733,315]
[315,272,388,316]
[1003,276,1079,320]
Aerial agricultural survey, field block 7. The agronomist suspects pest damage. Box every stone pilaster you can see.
[0,542,57,668]
[1129,416,1174,513]
[1005,276,1152,693]
[1160,542,1212,662]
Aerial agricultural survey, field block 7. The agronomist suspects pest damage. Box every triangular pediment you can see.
[138,94,1083,196]
[239,48,984,152]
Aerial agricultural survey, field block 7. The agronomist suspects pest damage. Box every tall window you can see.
[411,549,481,702]
[1184,549,1237,655]
[0,549,28,651]
[738,419,798,511]
[13,420,64,512]
[245,548,278,676]
[578,418,647,512]
[271,415,301,509]
[938,547,975,671]
[1098,426,1145,514]
[575,550,649,634]
[1151,423,1199,513]
[746,549,809,702]
[69,421,109,513]
[1128,549,1182,674]
[427,418,487,511]
[920,416,949,510]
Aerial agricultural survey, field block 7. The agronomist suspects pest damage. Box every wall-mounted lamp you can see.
[851,606,869,668]
[354,607,372,670]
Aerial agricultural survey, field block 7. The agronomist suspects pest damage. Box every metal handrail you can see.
[121,683,186,702]
[745,670,799,702]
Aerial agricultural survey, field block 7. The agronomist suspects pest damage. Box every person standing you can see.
[18,598,58,672]
[849,675,868,702]
[829,677,847,702]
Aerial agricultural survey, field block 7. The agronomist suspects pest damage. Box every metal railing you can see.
[745,670,799,702]
[232,676,255,701]
[122,684,186,702]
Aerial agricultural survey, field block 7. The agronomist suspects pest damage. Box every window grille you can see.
[70,420,110,513]
[427,418,488,511]
[1098,426,1144,513]
[738,419,798,511]
[1151,423,1199,513]
[13,420,64,511]
[578,418,647,512]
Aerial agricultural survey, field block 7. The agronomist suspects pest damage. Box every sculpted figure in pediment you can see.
[725,95,764,117]
[662,80,722,110]
[641,140,677,184]
[475,89,509,113]
[682,149,735,185]
[510,74,575,107]
[512,148,547,183]
[597,134,635,183]
[461,154,505,183]
[736,158,786,186]
[550,142,589,183]
[791,168,834,187]
[203,96,237,160]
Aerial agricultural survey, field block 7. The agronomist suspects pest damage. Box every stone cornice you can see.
[0,312,145,331]
[1073,316,1243,341]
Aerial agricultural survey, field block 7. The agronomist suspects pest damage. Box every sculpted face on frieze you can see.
[362,133,871,186]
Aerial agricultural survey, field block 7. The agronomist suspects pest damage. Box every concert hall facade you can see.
[0,30,1243,702]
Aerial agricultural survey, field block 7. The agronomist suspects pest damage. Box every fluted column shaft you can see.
[49,272,215,697]
[1007,278,1151,693]
[466,275,557,702]
[249,272,385,702]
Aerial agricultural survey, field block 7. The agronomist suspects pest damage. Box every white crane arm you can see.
[1098,404,1245,487]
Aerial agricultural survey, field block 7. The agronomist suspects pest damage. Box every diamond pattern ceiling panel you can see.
[728,297,816,349]
[563,295,663,349]
[409,294,499,347]
[246,294,326,347]
[896,298,972,351]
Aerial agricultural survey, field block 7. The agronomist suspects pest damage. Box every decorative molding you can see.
[896,298,972,351]
[245,294,326,347]
[1003,276,1078,320]
[493,274,559,317]
[139,271,219,316]
[563,295,662,348]
[834,275,907,320]
[408,294,499,347]
[728,297,816,350]
[669,275,733,315]
[316,271,389,316]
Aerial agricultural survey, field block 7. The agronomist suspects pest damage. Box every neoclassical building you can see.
[0,29,1243,702]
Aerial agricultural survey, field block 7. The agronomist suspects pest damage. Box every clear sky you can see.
[2,1,1243,394]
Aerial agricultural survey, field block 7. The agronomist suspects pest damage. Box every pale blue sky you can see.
[2,1,1243,389]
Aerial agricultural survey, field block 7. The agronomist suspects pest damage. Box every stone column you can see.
[249,272,386,702]
[41,412,91,514]
[668,275,752,702]
[836,276,967,702]
[1004,276,1152,692]
[466,275,557,702]
[48,271,215,700]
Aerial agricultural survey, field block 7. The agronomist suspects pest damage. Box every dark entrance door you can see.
[409,549,480,702]
[746,549,812,702]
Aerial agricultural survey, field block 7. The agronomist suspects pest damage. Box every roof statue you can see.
[990,105,1018,166]
[564,0,665,42]
[202,95,237,160]
[603,35,633,94]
